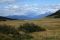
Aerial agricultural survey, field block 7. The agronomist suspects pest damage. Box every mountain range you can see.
[6,11,52,20]
[0,10,60,20]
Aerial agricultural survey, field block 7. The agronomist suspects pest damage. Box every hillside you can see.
[0,16,17,21]
[47,10,60,18]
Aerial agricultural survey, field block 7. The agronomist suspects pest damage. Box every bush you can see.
[0,24,33,40]
[18,23,46,33]
[0,25,18,35]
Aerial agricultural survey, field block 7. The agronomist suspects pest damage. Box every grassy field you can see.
[0,18,60,40]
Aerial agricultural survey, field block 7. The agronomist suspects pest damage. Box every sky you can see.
[0,0,60,16]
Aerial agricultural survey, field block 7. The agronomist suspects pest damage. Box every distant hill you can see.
[0,16,16,21]
[7,11,51,20]
[7,15,30,20]
[47,10,60,18]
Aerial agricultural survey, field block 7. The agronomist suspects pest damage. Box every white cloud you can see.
[0,4,60,16]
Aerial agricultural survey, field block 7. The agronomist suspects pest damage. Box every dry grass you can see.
[0,20,26,27]
[30,18,60,40]
[0,18,60,40]
[30,30,60,40]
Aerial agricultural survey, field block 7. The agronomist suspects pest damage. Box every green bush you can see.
[18,23,46,33]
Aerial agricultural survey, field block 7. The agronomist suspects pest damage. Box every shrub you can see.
[18,23,46,33]
[0,25,18,35]
[0,24,33,40]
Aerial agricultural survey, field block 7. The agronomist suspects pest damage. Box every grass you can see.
[18,23,46,33]
[0,18,60,40]
[0,24,33,40]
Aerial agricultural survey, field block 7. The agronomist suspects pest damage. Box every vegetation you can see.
[18,23,46,33]
[0,24,33,40]
[0,9,60,40]
[0,18,60,40]
[0,25,17,34]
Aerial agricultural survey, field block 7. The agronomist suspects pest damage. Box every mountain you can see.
[36,11,52,19]
[47,10,60,18]
[7,11,52,20]
[0,16,16,21]
[7,15,30,20]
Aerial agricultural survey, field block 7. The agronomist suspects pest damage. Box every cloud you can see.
[0,0,16,3]
[0,4,60,16]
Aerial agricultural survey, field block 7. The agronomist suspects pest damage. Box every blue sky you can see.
[0,0,60,16]
[16,0,60,5]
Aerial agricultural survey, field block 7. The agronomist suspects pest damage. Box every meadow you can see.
[0,18,60,40]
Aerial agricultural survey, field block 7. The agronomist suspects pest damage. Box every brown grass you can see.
[0,18,60,40]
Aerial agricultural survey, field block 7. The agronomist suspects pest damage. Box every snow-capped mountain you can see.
[7,11,52,20]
